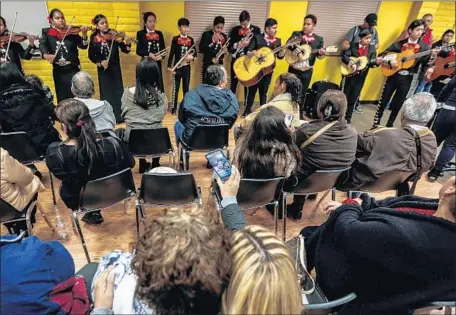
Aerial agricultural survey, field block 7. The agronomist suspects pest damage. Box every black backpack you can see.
[303,80,340,119]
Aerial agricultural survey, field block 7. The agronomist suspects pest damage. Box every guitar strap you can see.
[410,129,423,194]
[300,120,338,149]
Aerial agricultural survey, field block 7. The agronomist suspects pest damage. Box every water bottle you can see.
[54,207,68,240]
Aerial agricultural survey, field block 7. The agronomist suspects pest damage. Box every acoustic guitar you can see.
[340,56,369,76]
[285,44,339,65]
[233,37,301,87]
[428,55,455,81]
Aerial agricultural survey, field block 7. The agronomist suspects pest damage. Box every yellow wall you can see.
[360,1,414,101]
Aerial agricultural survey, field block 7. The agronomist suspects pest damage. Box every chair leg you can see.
[282,199,287,242]
[183,148,188,171]
[226,147,230,160]
[68,208,78,235]
[73,211,91,263]
[25,214,33,236]
[36,202,56,233]
[135,201,140,238]
[274,201,278,236]
[49,171,57,206]
[331,188,336,201]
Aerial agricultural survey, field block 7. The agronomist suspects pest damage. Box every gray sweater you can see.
[75,98,116,134]
[120,87,167,141]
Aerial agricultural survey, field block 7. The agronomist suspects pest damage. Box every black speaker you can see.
[303,81,340,119]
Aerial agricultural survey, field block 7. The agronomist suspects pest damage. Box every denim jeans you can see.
[434,132,456,172]
[174,120,185,145]
[414,77,432,93]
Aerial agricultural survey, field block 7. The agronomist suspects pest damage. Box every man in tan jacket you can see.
[234,73,302,141]
[1,148,45,222]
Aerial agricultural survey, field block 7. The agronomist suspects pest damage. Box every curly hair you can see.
[131,205,232,315]
[277,72,302,104]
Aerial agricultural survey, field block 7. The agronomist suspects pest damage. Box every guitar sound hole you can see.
[401,57,407,62]
[256,54,267,64]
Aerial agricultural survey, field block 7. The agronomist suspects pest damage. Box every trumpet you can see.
[234,31,254,56]
[152,46,170,58]
[171,44,196,72]
[212,38,231,64]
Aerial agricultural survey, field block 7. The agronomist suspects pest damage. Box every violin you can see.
[95,29,137,43]
[55,25,93,35]
[0,32,38,43]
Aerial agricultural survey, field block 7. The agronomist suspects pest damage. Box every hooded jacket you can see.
[178,84,239,145]
[0,83,60,155]
[75,97,116,134]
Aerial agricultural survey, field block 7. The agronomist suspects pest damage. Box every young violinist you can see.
[89,14,132,123]
[373,19,434,128]
[287,14,325,118]
[228,11,261,97]
[199,16,228,83]
[0,16,36,74]
[167,18,196,114]
[341,29,379,124]
[243,18,285,117]
[39,8,88,103]
[136,12,166,92]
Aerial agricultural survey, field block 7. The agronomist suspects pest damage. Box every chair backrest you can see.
[291,168,351,194]
[187,124,229,151]
[236,177,285,210]
[139,172,200,206]
[356,170,415,193]
[0,199,22,222]
[79,168,136,211]
[128,128,173,157]
[0,132,42,164]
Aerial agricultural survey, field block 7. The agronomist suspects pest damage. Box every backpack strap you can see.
[300,120,338,149]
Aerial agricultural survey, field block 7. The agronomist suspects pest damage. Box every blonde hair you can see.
[223,225,303,314]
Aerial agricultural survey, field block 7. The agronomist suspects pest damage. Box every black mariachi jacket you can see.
[0,38,33,73]
[228,24,261,59]
[39,27,88,68]
[88,32,131,67]
[378,38,430,74]
[247,33,284,60]
[167,35,197,68]
[136,29,165,57]
[342,41,377,67]
[287,31,324,67]
[199,30,228,65]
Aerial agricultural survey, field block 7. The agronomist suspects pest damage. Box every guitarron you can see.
[233,37,300,87]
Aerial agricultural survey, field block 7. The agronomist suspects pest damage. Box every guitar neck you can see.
[405,49,431,61]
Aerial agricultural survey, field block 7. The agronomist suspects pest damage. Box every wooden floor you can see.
[1,103,446,270]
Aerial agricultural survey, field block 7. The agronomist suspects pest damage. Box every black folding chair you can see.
[178,124,229,171]
[136,172,202,236]
[72,168,136,262]
[0,196,55,236]
[0,132,57,205]
[212,177,285,239]
[344,170,416,198]
[128,128,175,169]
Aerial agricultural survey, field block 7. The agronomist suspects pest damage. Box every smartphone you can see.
[206,149,232,182]
[285,113,294,128]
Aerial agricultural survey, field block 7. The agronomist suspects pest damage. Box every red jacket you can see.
[49,276,90,315]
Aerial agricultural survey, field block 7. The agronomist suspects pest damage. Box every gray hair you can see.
[402,92,437,125]
[71,71,95,98]
[204,65,226,86]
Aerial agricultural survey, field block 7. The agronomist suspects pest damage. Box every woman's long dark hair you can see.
[235,107,301,178]
[0,62,25,92]
[55,99,99,170]
[92,14,107,34]
[134,58,161,109]
[277,73,302,104]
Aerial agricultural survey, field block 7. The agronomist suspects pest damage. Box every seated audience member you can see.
[428,76,456,181]
[71,71,116,137]
[235,73,302,141]
[234,106,300,179]
[175,64,238,166]
[304,176,456,315]
[121,58,168,173]
[46,99,135,225]
[25,74,54,105]
[341,92,437,191]
[0,148,45,234]
[287,90,357,219]
[89,205,231,315]
[1,233,76,315]
[0,62,60,155]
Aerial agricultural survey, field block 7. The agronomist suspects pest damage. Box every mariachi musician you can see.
[199,16,228,83]
[39,8,88,103]
[228,10,261,98]
[0,16,36,74]
[89,14,132,123]
[136,12,166,92]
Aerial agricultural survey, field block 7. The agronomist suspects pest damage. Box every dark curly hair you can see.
[131,205,232,315]
[277,72,302,105]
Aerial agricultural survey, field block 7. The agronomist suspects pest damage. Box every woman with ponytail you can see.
[46,99,135,225]
[286,90,357,219]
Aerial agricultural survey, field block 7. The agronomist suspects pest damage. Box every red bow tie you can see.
[402,42,420,53]
[48,27,65,40]
[239,27,250,36]
[177,36,191,46]
[264,35,277,44]
[302,34,314,43]
[146,32,159,41]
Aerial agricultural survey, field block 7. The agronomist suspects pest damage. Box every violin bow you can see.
[4,12,18,63]
[53,16,75,63]
[105,16,119,70]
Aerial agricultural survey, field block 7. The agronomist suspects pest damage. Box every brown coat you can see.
[0,148,45,210]
[348,126,437,189]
